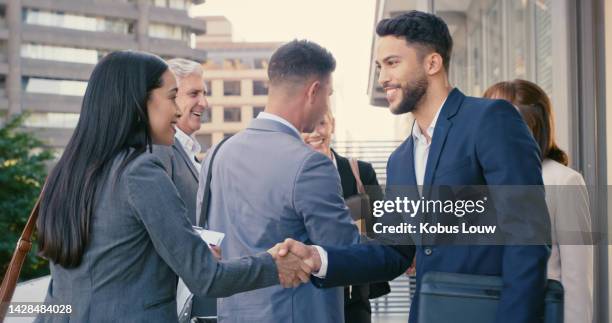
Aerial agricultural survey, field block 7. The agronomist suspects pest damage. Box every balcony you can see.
[22,25,138,52]
[21,0,139,21]
[149,6,206,35]
[22,93,83,114]
[21,59,95,81]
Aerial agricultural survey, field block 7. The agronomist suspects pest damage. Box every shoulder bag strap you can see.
[198,136,231,228]
[349,158,366,195]
[0,186,45,322]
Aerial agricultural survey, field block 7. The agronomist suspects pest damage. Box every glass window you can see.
[253,106,265,118]
[507,0,530,80]
[23,77,87,96]
[0,41,7,62]
[201,108,212,123]
[223,81,241,96]
[433,0,556,98]
[222,58,250,70]
[0,75,5,97]
[0,14,6,30]
[254,58,268,69]
[148,23,188,41]
[196,134,212,149]
[223,107,241,122]
[534,0,553,95]
[21,44,100,64]
[168,0,189,10]
[24,112,80,128]
[204,80,212,96]
[252,80,268,96]
[151,0,189,9]
[152,0,167,7]
[23,9,130,34]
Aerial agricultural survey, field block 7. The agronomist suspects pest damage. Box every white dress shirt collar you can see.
[330,151,337,169]
[256,111,301,138]
[412,98,447,188]
[174,127,202,171]
[411,101,444,145]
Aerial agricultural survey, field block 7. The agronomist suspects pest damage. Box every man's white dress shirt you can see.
[314,98,446,278]
[174,127,202,172]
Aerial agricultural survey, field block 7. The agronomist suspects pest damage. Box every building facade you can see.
[194,16,280,148]
[0,0,207,156]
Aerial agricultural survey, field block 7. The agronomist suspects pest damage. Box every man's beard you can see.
[390,76,429,115]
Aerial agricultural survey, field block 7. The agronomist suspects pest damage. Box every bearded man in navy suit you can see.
[277,11,550,323]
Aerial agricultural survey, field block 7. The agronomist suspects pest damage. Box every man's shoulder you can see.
[356,159,375,176]
[458,95,514,117]
[232,129,315,162]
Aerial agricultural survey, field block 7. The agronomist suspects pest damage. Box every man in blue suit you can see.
[277,11,550,323]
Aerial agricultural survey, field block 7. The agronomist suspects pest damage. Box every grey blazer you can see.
[196,118,360,323]
[35,150,278,323]
[154,141,200,224]
[153,141,218,318]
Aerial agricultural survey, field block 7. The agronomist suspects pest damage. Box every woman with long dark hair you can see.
[34,51,304,322]
[484,79,593,323]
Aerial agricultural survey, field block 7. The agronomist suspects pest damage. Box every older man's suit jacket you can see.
[154,140,218,318]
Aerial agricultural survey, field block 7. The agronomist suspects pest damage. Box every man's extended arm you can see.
[275,238,413,288]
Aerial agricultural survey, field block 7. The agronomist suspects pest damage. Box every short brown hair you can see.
[483,79,568,166]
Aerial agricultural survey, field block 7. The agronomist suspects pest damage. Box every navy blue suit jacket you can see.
[314,89,550,323]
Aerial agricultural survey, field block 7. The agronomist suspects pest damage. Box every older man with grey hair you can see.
[154,58,217,323]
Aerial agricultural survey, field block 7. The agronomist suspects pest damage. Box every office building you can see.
[0,0,207,156]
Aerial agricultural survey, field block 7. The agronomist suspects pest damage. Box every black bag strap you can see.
[198,136,232,228]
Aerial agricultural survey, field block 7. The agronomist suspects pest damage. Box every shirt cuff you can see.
[311,245,328,278]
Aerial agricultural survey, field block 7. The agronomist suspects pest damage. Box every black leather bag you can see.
[418,271,563,323]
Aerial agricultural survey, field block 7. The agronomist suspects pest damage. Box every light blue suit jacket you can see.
[196,118,360,323]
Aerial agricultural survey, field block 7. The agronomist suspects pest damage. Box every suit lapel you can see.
[332,149,356,198]
[404,136,418,186]
[422,88,464,191]
[174,141,199,182]
[422,118,451,189]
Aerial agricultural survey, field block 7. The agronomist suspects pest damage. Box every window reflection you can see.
[21,44,101,64]
[24,112,80,128]
[253,106,265,118]
[223,107,241,122]
[23,77,87,96]
[148,23,189,41]
[23,9,131,34]
[252,81,268,96]
[151,0,190,10]
[223,81,241,96]
[434,0,554,97]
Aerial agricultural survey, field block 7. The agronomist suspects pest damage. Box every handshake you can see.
[267,238,323,288]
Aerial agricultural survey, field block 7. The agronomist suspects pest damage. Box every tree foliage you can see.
[0,114,53,280]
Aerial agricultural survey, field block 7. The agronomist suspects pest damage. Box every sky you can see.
[190,0,402,141]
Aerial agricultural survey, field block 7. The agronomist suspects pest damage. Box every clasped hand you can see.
[267,238,322,288]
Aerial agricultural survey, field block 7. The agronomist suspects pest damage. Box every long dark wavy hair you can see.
[37,51,168,267]
[483,79,569,166]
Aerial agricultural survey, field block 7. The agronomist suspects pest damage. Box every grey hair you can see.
[166,58,204,80]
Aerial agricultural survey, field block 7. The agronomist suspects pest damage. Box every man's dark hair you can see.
[268,39,336,85]
[376,11,453,71]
